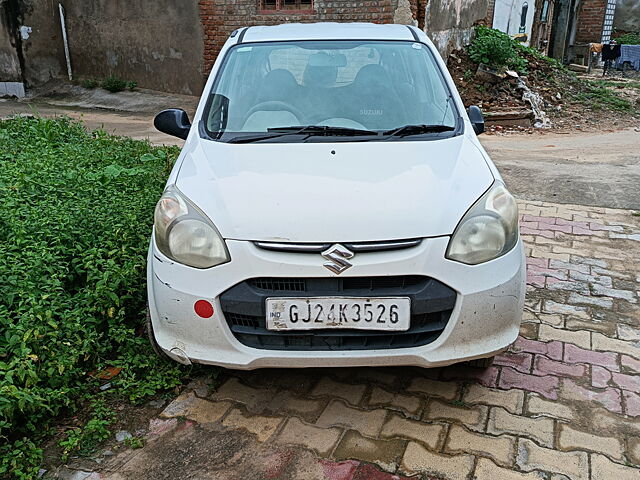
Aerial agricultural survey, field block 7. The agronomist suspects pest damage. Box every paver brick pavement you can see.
[81,199,640,479]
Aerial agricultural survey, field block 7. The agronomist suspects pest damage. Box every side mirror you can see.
[154,109,191,140]
[467,105,485,135]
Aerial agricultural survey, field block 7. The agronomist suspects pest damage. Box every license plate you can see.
[265,297,410,331]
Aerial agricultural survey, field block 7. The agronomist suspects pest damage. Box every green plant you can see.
[463,69,474,82]
[591,80,640,90]
[126,81,138,91]
[0,116,191,476]
[614,31,640,45]
[0,438,42,480]
[573,81,632,112]
[81,78,99,89]
[101,76,128,93]
[469,26,528,72]
[59,398,115,461]
[124,436,145,449]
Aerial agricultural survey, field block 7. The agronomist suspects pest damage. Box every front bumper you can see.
[147,236,526,369]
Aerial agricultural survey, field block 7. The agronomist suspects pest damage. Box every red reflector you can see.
[194,300,214,318]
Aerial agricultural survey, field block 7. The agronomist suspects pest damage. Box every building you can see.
[546,0,636,64]
[0,0,488,97]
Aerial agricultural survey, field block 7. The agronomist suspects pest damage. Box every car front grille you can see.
[219,276,456,351]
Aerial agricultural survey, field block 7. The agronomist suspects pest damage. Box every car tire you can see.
[467,356,495,368]
[146,307,168,359]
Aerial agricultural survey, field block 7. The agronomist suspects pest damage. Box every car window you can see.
[205,40,458,141]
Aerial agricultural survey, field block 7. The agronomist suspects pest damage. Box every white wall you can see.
[492,0,536,46]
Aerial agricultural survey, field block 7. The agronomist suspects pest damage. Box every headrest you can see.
[303,53,338,88]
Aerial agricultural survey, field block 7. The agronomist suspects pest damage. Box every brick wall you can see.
[199,0,418,75]
[574,0,606,44]
[530,0,555,54]
[485,0,496,26]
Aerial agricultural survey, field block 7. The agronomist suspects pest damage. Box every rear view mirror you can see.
[154,109,191,140]
[467,105,485,135]
[308,52,347,67]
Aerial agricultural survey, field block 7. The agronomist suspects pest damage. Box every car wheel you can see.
[146,307,168,358]
[467,356,495,368]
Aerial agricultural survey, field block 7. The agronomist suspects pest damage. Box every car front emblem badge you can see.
[322,244,355,274]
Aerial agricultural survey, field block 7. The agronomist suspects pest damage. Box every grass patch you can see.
[573,81,633,112]
[101,76,137,93]
[80,78,100,89]
[591,80,640,90]
[0,117,193,478]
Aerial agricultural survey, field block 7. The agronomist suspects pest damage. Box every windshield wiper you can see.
[382,124,455,139]
[268,125,378,136]
[226,132,296,144]
[225,125,377,144]
[226,124,452,144]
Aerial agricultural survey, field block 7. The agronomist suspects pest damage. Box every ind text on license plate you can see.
[265,297,410,331]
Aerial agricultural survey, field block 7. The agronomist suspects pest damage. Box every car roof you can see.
[240,22,417,43]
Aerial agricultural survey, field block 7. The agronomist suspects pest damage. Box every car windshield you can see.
[203,40,458,142]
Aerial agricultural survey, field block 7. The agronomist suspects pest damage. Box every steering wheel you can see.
[243,101,305,125]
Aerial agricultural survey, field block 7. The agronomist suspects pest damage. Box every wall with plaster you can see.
[425,0,490,56]
[0,0,24,83]
[492,0,535,45]
[18,0,204,95]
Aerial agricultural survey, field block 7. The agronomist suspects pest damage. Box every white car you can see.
[148,22,526,369]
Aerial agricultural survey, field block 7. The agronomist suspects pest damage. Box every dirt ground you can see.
[481,128,640,210]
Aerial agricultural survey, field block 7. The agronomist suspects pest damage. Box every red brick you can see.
[563,379,622,414]
[611,372,640,393]
[574,0,607,43]
[198,0,417,72]
[592,365,612,388]
[520,221,540,229]
[546,223,572,233]
[513,337,563,361]
[534,356,586,378]
[522,215,557,224]
[623,391,640,417]
[499,367,559,400]
[555,218,590,228]
[527,257,549,268]
[622,355,640,374]
[495,352,533,373]
[352,464,417,480]
[320,459,359,480]
[564,344,619,371]
[527,273,546,287]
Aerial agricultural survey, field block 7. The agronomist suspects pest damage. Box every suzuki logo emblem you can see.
[321,244,355,274]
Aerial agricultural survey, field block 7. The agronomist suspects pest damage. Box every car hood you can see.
[175,135,494,243]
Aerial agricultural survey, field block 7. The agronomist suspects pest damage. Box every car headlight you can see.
[446,181,518,265]
[153,186,230,268]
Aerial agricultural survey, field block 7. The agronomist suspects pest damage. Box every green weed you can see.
[614,31,640,45]
[0,116,190,476]
[124,436,145,449]
[59,398,115,461]
[573,81,633,112]
[81,78,99,89]
[469,26,528,73]
[102,76,137,93]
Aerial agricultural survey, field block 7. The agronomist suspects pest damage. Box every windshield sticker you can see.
[237,46,253,52]
[412,43,422,49]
